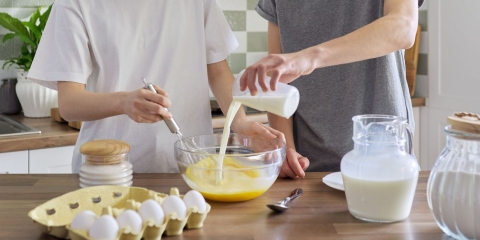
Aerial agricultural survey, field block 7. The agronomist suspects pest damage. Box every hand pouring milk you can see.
[215,70,300,183]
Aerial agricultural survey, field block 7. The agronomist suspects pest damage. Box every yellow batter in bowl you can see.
[184,157,274,202]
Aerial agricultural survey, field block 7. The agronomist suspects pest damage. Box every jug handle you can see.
[405,124,414,155]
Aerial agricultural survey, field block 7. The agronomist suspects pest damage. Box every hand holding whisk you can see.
[141,78,209,158]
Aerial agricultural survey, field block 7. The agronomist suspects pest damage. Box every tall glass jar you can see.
[427,125,480,239]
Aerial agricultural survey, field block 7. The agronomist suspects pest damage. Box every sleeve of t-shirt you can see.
[204,0,238,64]
[27,3,92,91]
[255,0,277,25]
[256,1,425,24]
[418,0,425,8]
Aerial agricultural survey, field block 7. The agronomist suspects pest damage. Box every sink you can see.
[0,114,41,137]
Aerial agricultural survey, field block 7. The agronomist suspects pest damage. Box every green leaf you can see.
[0,12,29,37]
[39,5,52,31]
[16,58,27,66]
[21,44,29,55]
[2,60,14,70]
[23,54,33,62]
[30,8,41,26]
[2,33,16,44]
[13,33,37,49]
[23,22,42,42]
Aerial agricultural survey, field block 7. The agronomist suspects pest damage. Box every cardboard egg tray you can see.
[28,186,211,240]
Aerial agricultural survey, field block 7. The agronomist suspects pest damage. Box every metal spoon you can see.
[267,188,303,212]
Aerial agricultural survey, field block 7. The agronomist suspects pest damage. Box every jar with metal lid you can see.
[427,113,480,239]
[79,139,133,188]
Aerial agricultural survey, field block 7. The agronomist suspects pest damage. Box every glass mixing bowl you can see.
[174,133,286,202]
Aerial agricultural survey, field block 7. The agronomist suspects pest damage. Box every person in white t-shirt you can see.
[28,0,284,173]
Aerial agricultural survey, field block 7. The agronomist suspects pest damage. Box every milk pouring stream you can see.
[214,70,300,183]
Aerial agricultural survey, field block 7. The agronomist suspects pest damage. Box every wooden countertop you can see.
[0,172,446,239]
[0,115,79,153]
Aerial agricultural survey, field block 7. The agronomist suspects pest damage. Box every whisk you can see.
[142,78,205,155]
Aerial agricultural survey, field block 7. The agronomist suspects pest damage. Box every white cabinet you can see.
[29,146,74,174]
[423,1,480,170]
[0,150,29,174]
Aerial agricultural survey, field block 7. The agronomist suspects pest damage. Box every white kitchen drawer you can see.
[29,146,74,174]
[0,150,29,174]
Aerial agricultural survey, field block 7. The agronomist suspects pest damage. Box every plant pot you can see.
[15,69,58,118]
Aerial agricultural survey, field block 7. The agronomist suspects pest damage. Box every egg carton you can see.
[28,186,211,240]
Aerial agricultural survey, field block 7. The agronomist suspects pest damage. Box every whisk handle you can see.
[164,117,180,134]
[142,78,180,134]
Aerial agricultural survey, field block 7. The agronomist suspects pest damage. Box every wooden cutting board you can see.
[50,108,82,130]
[404,24,422,97]
[50,107,66,123]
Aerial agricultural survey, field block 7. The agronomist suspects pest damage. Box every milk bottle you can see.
[233,69,300,118]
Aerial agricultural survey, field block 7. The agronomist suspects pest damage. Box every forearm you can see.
[58,81,126,121]
[207,60,247,130]
[309,0,418,69]
[268,113,295,148]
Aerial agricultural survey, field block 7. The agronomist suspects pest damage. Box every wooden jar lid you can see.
[80,140,131,165]
[447,112,480,134]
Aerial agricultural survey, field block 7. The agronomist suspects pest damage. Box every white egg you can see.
[88,215,119,240]
[162,195,187,219]
[116,210,143,233]
[70,210,97,231]
[138,199,165,225]
[183,190,207,212]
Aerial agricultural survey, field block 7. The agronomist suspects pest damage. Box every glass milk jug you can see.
[341,115,420,222]
[427,113,480,240]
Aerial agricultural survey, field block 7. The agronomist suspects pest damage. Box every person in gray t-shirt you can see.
[240,0,424,177]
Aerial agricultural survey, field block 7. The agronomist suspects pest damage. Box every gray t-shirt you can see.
[256,0,422,172]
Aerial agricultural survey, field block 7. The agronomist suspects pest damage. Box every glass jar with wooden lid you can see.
[427,112,480,239]
[78,139,133,188]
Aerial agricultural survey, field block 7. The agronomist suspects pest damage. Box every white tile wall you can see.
[246,10,268,32]
[217,0,247,11]
[246,52,268,66]
[233,32,247,53]
[415,75,429,97]
[419,31,428,54]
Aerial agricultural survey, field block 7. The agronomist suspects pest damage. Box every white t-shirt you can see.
[28,0,238,173]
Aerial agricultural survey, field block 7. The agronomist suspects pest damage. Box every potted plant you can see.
[0,5,57,118]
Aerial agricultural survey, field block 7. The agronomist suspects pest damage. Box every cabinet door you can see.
[29,146,74,174]
[0,151,29,174]
[425,1,480,169]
